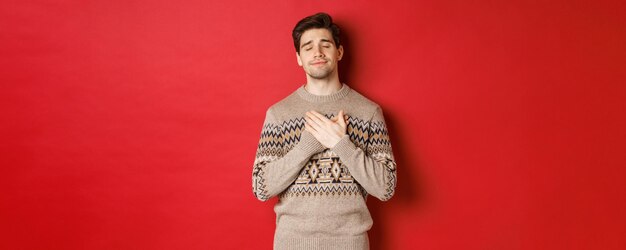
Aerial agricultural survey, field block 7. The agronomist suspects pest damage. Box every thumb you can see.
[338,110,346,125]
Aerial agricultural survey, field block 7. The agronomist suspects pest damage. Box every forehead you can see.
[300,28,334,45]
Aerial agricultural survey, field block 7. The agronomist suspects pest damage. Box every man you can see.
[252,12,397,250]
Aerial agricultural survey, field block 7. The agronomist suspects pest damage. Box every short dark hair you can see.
[292,12,341,54]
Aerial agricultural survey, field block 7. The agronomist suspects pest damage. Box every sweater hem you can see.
[274,234,369,250]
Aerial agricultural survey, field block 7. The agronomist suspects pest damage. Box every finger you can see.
[338,110,347,126]
[309,111,332,124]
[305,122,317,133]
[306,117,325,133]
[308,117,333,136]
[306,112,327,128]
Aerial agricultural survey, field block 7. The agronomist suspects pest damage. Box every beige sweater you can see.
[252,84,397,250]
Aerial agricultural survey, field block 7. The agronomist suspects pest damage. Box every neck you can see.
[304,76,342,96]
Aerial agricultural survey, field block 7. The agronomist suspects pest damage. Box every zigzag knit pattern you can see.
[253,115,395,199]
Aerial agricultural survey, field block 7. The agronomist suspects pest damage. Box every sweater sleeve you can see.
[252,108,326,201]
[331,106,397,201]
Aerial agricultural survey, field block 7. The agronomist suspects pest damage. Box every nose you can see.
[313,46,325,58]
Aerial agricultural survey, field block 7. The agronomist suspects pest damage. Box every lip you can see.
[310,61,327,66]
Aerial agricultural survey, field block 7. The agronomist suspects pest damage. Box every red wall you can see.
[2,1,625,249]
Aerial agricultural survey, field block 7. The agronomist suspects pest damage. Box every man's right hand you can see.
[304,110,347,148]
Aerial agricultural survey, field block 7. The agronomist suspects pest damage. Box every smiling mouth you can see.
[311,61,327,66]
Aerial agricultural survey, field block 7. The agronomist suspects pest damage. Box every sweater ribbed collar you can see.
[296,83,351,103]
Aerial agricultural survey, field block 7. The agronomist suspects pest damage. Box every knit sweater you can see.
[252,84,397,250]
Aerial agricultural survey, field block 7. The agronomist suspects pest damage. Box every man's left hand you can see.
[304,110,347,148]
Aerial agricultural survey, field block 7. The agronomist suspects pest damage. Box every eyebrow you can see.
[300,39,334,48]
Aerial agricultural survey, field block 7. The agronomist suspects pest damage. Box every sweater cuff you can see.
[331,134,357,159]
[296,130,325,155]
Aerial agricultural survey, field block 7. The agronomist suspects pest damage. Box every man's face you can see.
[296,28,344,80]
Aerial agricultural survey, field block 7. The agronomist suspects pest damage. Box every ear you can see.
[296,52,303,66]
[337,45,344,61]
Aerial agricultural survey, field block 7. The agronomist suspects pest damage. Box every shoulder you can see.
[264,88,302,121]
[345,87,383,120]
[347,87,380,108]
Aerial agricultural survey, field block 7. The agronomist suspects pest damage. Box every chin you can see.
[308,69,334,78]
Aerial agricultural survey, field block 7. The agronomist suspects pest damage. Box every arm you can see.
[331,107,397,201]
[252,109,325,201]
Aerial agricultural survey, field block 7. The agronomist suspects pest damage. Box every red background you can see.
[2,0,625,249]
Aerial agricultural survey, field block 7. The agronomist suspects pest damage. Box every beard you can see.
[306,65,334,79]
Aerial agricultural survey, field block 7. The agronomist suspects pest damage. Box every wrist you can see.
[299,130,325,153]
[331,135,356,158]
[329,134,345,148]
